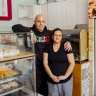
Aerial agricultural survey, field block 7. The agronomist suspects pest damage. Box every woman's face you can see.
[52,30,62,43]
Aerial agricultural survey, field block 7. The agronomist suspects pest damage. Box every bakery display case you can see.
[0,33,19,59]
[0,32,37,96]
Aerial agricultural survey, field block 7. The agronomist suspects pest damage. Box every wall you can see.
[47,0,88,29]
[0,0,37,31]
[0,0,56,31]
[0,0,88,31]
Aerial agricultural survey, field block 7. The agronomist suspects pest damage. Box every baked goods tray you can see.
[0,80,23,95]
[0,68,22,83]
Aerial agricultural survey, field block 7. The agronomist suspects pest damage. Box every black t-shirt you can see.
[43,42,73,84]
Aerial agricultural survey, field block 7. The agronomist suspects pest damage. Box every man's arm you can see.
[12,24,30,32]
[12,24,31,49]
[64,41,72,51]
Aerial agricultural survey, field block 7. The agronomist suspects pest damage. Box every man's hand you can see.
[64,41,72,51]
[31,34,36,43]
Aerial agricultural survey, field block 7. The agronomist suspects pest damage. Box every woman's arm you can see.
[59,53,75,80]
[43,52,60,83]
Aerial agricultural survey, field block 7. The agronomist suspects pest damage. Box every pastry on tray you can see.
[0,66,20,79]
[0,80,22,94]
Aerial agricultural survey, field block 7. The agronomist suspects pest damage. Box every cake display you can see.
[0,34,16,43]
[0,33,35,95]
[3,48,20,57]
[9,81,19,88]
[0,86,4,93]
[0,33,20,59]
[0,48,20,58]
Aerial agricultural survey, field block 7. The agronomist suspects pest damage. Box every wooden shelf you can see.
[0,51,35,63]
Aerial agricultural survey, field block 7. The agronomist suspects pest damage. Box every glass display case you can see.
[0,32,37,96]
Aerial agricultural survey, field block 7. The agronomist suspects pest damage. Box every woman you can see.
[43,28,75,96]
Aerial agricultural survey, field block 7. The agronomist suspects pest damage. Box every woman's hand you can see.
[58,75,67,80]
[64,41,72,51]
[51,75,60,83]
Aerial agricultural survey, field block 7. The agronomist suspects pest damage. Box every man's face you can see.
[35,15,46,32]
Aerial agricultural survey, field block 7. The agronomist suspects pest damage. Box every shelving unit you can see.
[17,4,41,27]
[0,52,37,96]
[0,32,37,96]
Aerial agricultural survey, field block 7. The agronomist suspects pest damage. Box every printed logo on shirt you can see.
[36,36,50,42]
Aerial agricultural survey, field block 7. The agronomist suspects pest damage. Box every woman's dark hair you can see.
[52,28,63,36]
[50,28,63,43]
